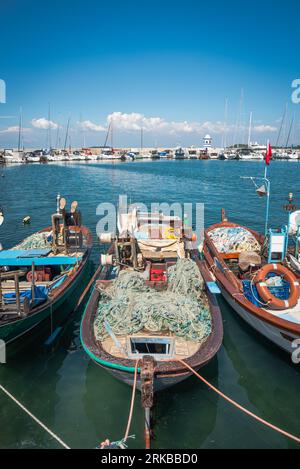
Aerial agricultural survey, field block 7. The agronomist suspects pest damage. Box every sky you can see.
[0,0,300,148]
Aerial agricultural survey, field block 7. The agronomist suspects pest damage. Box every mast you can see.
[285,113,295,148]
[48,103,52,150]
[55,125,60,149]
[64,117,70,151]
[247,111,253,147]
[276,103,287,147]
[140,126,144,153]
[222,98,228,149]
[103,121,111,147]
[18,107,23,152]
[110,119,114,149]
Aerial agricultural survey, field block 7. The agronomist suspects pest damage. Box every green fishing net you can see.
[94,258,211,343]
[12,231,52,250]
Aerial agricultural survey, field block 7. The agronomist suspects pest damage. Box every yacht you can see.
[2,149,24,163]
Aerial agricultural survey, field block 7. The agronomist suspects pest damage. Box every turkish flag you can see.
[265,142,272,165]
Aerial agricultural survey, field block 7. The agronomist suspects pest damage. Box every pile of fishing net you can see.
[12,231,52,250]
[94,258,211,343]
[208,227,260,253]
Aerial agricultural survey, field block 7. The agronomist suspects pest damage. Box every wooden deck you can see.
[98,329,200,360]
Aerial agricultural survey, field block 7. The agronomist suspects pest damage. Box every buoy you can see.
[23,216,31,224]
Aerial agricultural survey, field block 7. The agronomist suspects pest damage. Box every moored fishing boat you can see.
[0,196,92,345]
[203,155,300,355]
[81,209,223,393]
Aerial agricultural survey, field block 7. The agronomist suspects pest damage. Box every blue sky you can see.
[0,0,300,148]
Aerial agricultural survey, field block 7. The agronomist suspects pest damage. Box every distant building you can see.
[203,134,212,149]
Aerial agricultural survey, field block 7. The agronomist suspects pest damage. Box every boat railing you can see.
[0,270,26,316]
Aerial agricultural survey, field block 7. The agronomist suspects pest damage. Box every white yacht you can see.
[2,149,24,163]
[173,147,186,159]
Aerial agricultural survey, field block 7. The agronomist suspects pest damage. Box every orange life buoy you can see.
[254,264,300,310]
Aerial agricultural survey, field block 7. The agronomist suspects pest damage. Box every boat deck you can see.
[99,330,201,360]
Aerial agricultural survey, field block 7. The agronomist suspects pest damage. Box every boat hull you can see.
[92,361,207,392]
[0,226,92,346]
[220,284,299,355]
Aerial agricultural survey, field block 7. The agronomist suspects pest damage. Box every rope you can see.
[75,264,103,311]
[178,360,300,445]
[0,384,70,449]
[124,360,139,441]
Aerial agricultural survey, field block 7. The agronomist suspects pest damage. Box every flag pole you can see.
[264,140,271,236]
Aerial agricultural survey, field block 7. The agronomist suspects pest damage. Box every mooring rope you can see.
[0,384,70,449]
[124,360,139,441]
[178,360,300,444]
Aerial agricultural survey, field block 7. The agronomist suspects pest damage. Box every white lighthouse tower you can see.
[203,134,212,150]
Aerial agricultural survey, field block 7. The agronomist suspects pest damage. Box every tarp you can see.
[0,249,82,266]
[3,285,48,307]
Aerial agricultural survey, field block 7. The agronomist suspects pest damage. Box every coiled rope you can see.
[178,360,300,445]
[0,384,70,449]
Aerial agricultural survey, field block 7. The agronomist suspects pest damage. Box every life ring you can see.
[26,270,38,283]
[254,264,300,310]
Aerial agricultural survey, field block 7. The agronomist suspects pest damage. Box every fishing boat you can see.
[0,196,92,345]
[203,165,300,354]
[81,208,223,395]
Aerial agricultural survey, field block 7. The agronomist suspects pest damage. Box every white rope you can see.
[0,384,70,449]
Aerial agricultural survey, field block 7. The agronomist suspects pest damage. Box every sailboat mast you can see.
[18,106,23,152]
[285,113,295,148]
[140,126,144,153]
[276,103,287,147]
[247,112,253,147]
[48,103,52,149]
[64,117,70,150]
[110,119,114,149]
[223,98,228,149]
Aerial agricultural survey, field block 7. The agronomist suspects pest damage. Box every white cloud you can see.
[31,117,58,130]
[78,120,106,132]
[252,124,277,133]
[0,126,31,134]
[107,112,238,135]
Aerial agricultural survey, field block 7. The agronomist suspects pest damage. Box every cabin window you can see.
[127,337,174,359]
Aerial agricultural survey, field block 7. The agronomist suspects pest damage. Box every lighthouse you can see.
[203,134,212,149]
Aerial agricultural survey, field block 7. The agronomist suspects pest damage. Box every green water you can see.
[0,160,299,449]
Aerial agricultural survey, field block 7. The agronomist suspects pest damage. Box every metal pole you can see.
[264,165,270,236]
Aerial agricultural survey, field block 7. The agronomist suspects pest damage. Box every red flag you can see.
[266,141,272,165]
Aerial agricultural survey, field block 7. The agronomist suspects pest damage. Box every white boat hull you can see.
[220,286,300,355]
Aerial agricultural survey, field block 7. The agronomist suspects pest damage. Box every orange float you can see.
[254,264,300,310]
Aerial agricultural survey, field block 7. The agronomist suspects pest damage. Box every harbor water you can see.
[0,159,299,449]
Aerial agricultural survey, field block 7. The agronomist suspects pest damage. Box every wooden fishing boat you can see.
[81,210,223,394]
[0,196,92,345]
[203,215,300,354]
